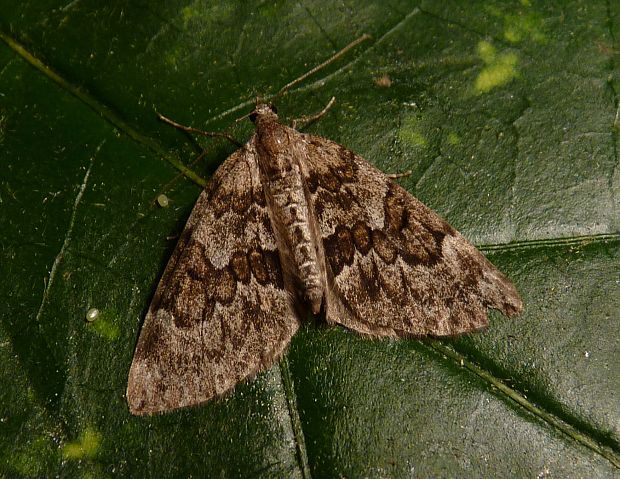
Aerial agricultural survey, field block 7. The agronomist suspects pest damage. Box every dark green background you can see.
[1,1,619,477]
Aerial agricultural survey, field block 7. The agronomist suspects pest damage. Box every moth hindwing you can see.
[127,103,522,415]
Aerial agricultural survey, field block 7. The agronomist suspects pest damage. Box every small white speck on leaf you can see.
[157,194,170,208]
[85,308,100,322]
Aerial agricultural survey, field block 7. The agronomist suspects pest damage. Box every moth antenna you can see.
[273,34,371,101]
[235,111,252,124]
[291,96,336,130]
[157,112,242,147]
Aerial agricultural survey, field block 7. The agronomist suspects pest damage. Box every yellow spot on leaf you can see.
[164,45,183,68]
[475,54,518,93]
[447,132,461,145]
[477,41,496,64]
[181,5,200,24]
[474,41,519,94]
[484,3,544,44]
[87,309,120,340]
[504,13,545,43]
[9,436,53,476]
[62,428,102,460]
[92,319,120,340]
[399,116,428,147]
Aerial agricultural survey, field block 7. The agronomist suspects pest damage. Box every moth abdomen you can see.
[254,117,326,315]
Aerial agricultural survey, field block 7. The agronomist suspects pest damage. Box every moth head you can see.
[249,103,278,123]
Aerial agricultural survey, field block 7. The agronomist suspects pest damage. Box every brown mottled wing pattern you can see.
[127,144,300,415]
[301,134,523,337]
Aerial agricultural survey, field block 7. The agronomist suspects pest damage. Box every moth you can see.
[127,41,523,416]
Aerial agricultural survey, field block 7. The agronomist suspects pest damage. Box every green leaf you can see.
[1,1,619,477]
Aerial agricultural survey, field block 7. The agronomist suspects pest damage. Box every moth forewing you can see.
[127,146,301,415]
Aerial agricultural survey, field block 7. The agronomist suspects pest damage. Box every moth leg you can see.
[291,96,336,130]
[157,112,242,147]
[386,170,412,179]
